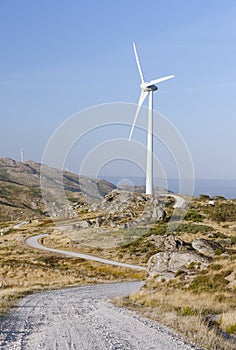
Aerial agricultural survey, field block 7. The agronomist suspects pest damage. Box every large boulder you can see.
[192,238,225,257]
[148,250,211,278]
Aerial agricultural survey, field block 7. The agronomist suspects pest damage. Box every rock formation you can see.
[192,238,225,256]
[147,234,217,281]
[89,190,166,228]
[148,249,210,279]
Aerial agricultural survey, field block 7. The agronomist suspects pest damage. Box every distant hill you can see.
[0,158,116,222]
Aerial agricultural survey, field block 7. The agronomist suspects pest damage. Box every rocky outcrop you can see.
[192,238,225,256]
[148,250,210,278]
[89,190,166,228]
[147,234,216,281]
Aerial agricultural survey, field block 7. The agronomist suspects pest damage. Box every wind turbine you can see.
[21,148,24,163]
[129,42,174,195]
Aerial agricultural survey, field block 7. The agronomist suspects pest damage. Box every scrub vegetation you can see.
[1,181,236,349]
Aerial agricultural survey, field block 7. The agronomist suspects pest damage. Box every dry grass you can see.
[220,311,236,334]
[42,225,154,266]
[118,300,235,350]
[115,284,236,350]
[0,222,145,316]
[119,252,236,348]
[41,215,236,349]
[112,197,236,350]
[1,196,236,349]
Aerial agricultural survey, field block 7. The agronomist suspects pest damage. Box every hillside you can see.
[0,158,116,222]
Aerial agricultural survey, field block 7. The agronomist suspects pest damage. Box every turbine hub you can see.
[140,82,158,92]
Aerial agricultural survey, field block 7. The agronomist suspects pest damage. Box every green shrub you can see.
[211,232,227,239]
[214,248,224,255]
[174,223,213,234]
[199,194,211,200]
[181,306,195,316]
[209,264,222,271]
[4,228,16,235]
[226,324,236,335]
[185,210,203,222]
[175,270,185,277]
[209,202,236,222]
[230,236,236,245]
[189,272,230,292]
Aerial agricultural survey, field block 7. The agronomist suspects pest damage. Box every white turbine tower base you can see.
[129,42,174,196]
[146,91,153,195]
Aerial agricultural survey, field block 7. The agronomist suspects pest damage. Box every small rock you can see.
[78,220,90,228]
[225,272,236,289]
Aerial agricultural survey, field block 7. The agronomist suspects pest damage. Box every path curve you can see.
[26,234,146,271]
[160,193,186,209]
[0,281,201,350]
[171,194,186,209]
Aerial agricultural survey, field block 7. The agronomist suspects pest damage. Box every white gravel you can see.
[0,281,203,350]
[26,234,146,271]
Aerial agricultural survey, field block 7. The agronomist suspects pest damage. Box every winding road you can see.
[0,195,200,350]
[171,194,186,209]
[26,234,146,271]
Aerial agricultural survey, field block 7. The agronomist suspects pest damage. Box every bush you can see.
[209,264,222,271]
[230,236,236,245]
[189,272,230,292]
[174,223,213,234]
[199,194,211,200]
[185,210,203,222]
[181,306,196,316]
[209,202,236,223]
[211,232,227,239]
[226,324,236,335]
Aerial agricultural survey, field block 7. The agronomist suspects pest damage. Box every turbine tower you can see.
[129,43,174,195]
[21,148,24,163]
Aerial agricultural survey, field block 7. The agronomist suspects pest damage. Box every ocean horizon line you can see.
[100,176,236,199]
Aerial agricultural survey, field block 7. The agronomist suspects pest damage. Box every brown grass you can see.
[112,197,236,350]
[115,284,236,350]
[1,196,236,349]
[0,223,145,316]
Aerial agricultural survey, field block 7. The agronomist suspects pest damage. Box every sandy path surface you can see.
[171,194,186,209]
[26,234,146,271]
[0,281,202,350]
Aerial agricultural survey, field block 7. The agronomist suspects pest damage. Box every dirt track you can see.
[26,234,146,271]
[0,281,202,350]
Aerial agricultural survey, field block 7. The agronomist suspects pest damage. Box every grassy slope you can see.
[0,220,145,316]
[0,158,116,222]
[41,196,236,350]
[115,197,236,350]
[1,194,236,349]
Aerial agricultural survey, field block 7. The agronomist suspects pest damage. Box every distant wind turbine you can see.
[21,148,24,163]
[129,42,174,195]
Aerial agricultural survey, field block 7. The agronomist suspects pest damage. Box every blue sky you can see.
[1,0,236,180]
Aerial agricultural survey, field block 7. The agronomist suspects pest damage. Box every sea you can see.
[103,177,236,199]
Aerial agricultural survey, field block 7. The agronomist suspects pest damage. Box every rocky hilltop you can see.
[0,158,116,222]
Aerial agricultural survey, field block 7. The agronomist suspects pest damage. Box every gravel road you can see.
[26,234,146,271]
[0,281,202,350]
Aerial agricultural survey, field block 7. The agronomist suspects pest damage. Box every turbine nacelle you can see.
[140,82,158,92]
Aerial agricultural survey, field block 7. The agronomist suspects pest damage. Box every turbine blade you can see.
[129,90,149,140]
[133,42,144,83]
[149,75,175,85]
